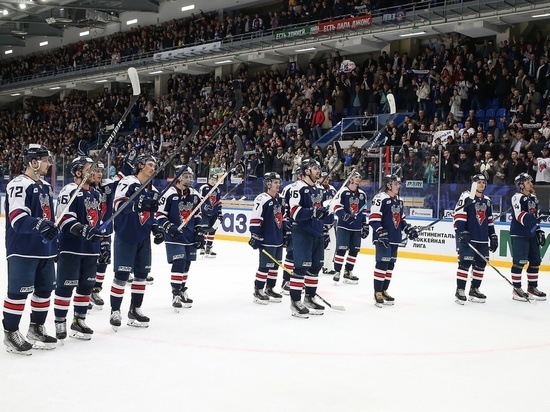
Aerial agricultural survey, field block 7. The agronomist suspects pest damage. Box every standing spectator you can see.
[493,151,509,185]
[272,146,285,176]
[535,145,550,184]
[350,84,366,115]
[449,88,462,120]
[310,103,325,143]
[321,98,333,134]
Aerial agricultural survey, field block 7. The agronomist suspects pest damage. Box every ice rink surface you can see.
[2,234,550,412]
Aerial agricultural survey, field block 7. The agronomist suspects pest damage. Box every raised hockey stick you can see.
[325,166,357,211]
[48,68,141,240]
[261,249,346,311]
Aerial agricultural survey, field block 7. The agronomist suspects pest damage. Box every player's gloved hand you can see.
[162,221,181,238]
[536,229,547,246]
[194,228,205,249]
[489,233,498,252]
[376,228,389,248]
[34,218,59,241]
[98,237,111,264]
[312,206,329,220]
[361,222,370,239]
[70,223,102,241]
[323,228,330,249]
[283,221,292,247]
[463,197,474,208]
[248,233,263,250]
[458,230,471,245]
[404,224,419,240]
[151,224,165,245]
[119,148,137,177]
[133,195,159,213]
[217,209,223,222]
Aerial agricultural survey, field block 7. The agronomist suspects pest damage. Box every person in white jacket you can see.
[535,145,550,184]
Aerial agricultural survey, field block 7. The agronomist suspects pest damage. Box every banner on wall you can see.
[317,14,372,33]
[152,42,222,62]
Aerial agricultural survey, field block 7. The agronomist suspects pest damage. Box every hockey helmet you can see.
[295,167,303,177]
[175,164,194,187]
[133,153,157,174]
[514,172,532,188]
[383,174,401,190]
[471,173,487,183]
[263,172,281,189]
[71,156,94,177]
[23,144,50,164]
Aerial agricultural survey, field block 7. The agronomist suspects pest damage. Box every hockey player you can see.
[109,153,164,330]
[318,171,337,275]
[369,175,419,307]
[156,165,204,311]
[453,174,497,305]
[249,172,284,304]
[199,172,223,257]
[89,161,116,310]
[509,173,547,301]
[332,171,368,285]
[54,156,103,341]
[3,144,59,355]
[288,159,328,318]
[280,167,301,295]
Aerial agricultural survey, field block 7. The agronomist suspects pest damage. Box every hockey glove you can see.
[248,233,263,250]
[489,233,498,253]
[375,228,389,248]
[194,228,206,249]
[536,229,547,247]
[119,148,137,177]
[133,195,159,213]
[217,209,223,223]
[312,206,329,220]
[34,218,59,241]
[463,197,474,208]
[70,223,102,242]
[361,222,370,239]
[457,230,471,245]
[162,221,181,238]
[283,221,292,247]
[404,224,419,241]
[152,224,165,245]
[323,230,330,249]
[98,237,111,264]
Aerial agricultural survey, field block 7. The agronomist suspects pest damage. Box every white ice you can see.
[2,232,550,412]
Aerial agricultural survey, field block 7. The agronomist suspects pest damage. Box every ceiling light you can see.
[5,49,13,55]
[399,31,427,37]
[2,9,7,15]
[39,41,48,46]
[19,3,26,9]
[95,79,108,83]
[126,18,138,25]
[80,30,89,37]
[181,5,195,12]
[11,93,21,96]
[50,86,61,90]
[149,70,163,75]
[295,47,316,53]
[532,13,550,18]
[215,60,232,64]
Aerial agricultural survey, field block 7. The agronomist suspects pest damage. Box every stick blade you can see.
[330,305,346,311]
[334,140,343,161]
[234,135,244,163]
[128,67,141,96]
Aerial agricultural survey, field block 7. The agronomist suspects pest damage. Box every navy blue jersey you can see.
[156,186,202,245]
[289,180,324,237]
[510,192,539,238]
[5,174,57,259]
[453,190,495,243]
[97,177,116,235]
[113,175,158,243]
[56,183,101,256]
[334,187,367,231]
[369,192,408,244]
[281,183,295,221]
[200,183,221,217]
[250,192,284,247]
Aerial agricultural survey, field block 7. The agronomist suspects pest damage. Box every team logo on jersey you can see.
[527,199,537,214]
[475,202,487,225]
[84,197,100,227]
[391,204,401,228]
[178,200,194,223]
[39,193,52,220]
[273,203,283,229]
[349,197,359,216]
[311,193,323,208]
[99,192,108,219]
[139,211,150,225]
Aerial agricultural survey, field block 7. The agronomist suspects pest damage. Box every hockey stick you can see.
[178,136,244,230]
[49,67,141,239]
[98,123,199,232]
[261,249,346,311]
[325,166,357,211]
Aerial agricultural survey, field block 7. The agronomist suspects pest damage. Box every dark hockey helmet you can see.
[71,156,94,177]
[23,144,50,164]
[383,174,401,190]
[263,172,281,189]
[471,173,487,183]
[295,167,303,177]
[133,153,157,174]
[175,165,194,187]
[301,158,320,174]
[514,172,532,188]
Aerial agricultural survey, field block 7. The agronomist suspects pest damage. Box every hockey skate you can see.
[281,281,290,296]
[468,287,486,303]
[322,267,336,275]
[4,329,33,356]
[26,323,57,350]
[374,291,385,308]
[253,288,269,305]
[70,317,93,340]
[181,287,193,308]
[126,276,134,284]
[343,270,359,285]
[513,287,530,302]
[89,287,104,310]
[204,246,217,259]
[55,320,67,342]
[333,272,341,285]
[127,305,150,328]
[303,295,325,315]
[265,287,283,303]
[172,293,183,312]
[146,276,154,285]
[110,310,122,331]
[290,300,309,319]
[527,286,547,301]
[455,288,467,305]
[382,290,395,305]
